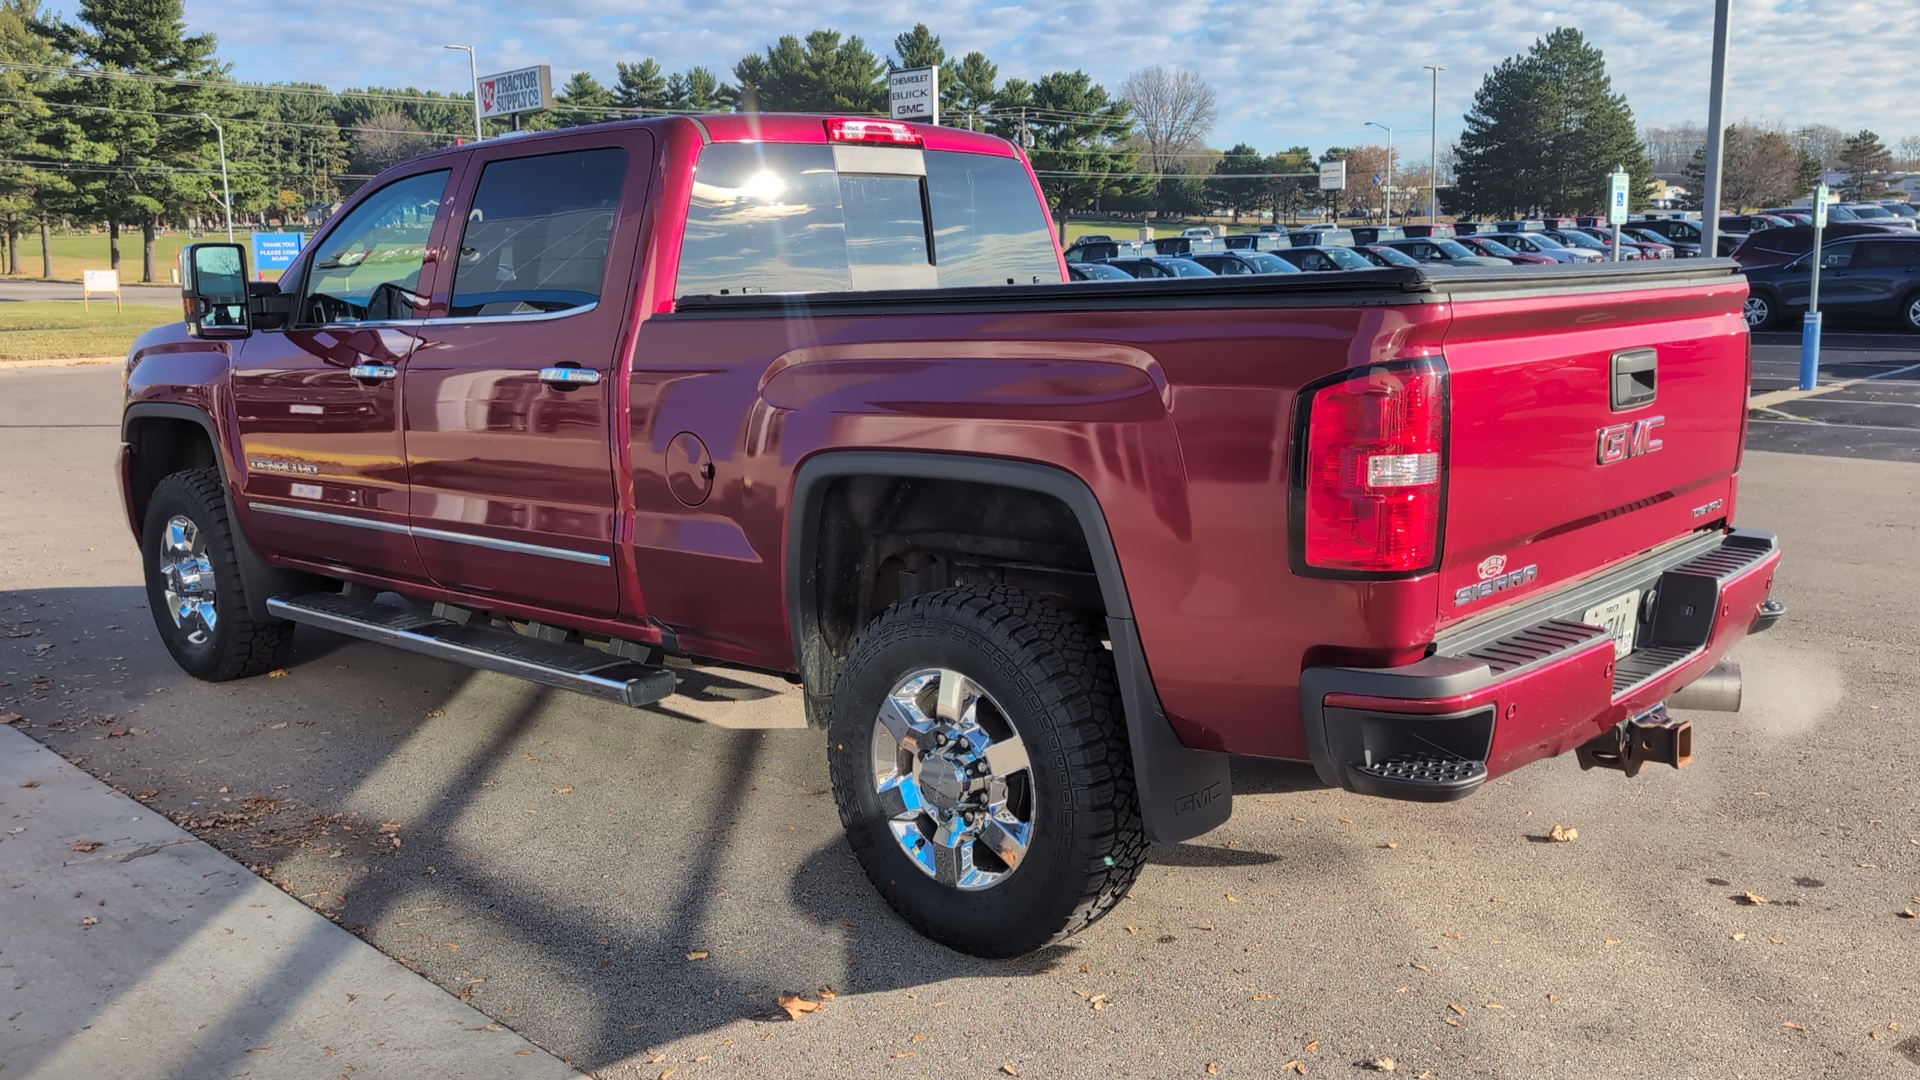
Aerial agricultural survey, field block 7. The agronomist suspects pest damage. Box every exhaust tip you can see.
[1667,660,1742,713]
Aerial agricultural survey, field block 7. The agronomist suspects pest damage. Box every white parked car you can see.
[1181,227,1215,239]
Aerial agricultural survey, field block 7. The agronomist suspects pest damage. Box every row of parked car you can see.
[1064,203,1920,331]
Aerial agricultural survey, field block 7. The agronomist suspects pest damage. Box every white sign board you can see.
[1319,160,1346,191]
[1813,182,1829,229]
[82,268,121,312]
[888,66,938,123]
[1608,171,1631,224]
[477,65,553,119]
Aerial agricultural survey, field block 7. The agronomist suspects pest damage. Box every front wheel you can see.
[1744,291,1778,330]
[142,468,294,681]
[827,586,1146,957]
[1902,291,1920,332]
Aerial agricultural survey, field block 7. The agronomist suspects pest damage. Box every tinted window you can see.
[1242,252,1298,273]
[451,148,626,318]
[1473,239,1519,257]
[301,169,449,326]
[1433,239,1479,259]
[676,144,1059,298]
[1851,241,1917,268]
[1820,245,1854,269]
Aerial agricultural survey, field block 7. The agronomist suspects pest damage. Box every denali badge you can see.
[1477,554,1508,580]
[248,457,319,476]
[1455,564,1538,607]
[1596,416,1664,465]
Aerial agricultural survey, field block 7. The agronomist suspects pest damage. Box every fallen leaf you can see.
[1368,1058,1397,1073]
[1732,932,1747,941]
[1125,925,1139,935]
[660,1070,676,1080]
[686,950,710,961]
[1444,1018,1460,1027]
[1225,893,1240,903]
[106,729,129,738]
[1078,963,1091,973]
[1381,842,1399,849]
[268,723,287,730]
[1441,932,1463,940]
[1448,1004,1466,1016]
[1899,910,1918,920]
[1001,1065,1020,1077]
[1548,994,1559,1004]
[80,916,99,927]
[1207,1064,1219,1076]
[1286,1062,1308,1075]
[554,785,574,794]
[444,941,460,951]
[891,1052,914,1059]
[1742,891,1768,906]
[0,713,23,725]
[1770,937,1785,944]
[1411,963,1429,972]
[1484,1002,1505,1009]
[379,821,403,834]
[1088,993,1108,1011]
[1339,817,1354,824]
[817,987,837,1000]
[425,708,445,718]
[267,669,289,678]
[776,994,821,1021]
[1304,1040,1318,1052]
[1395,985,1410,994]
[1782,1022,1806,1031]
[1252,993,1272,1001]
[1604,939,1623,946]
[69,841,101,852]
[135,789,158,800]
[911,1035,932,1043]
[1872,1031,1885,1042]
[1291,816,1307,823]
[1548,823,1577,842]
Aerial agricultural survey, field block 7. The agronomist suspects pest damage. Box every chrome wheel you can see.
[869,668,1034,891]
[158,514,218,646]
[1743,294,1771,328]
[1906,295,1920,330]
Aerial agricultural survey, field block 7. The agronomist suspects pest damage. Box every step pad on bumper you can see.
[267,592,677,707]
[1351,752,1489,802]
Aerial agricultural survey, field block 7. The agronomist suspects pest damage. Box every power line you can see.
[0,95,464,142]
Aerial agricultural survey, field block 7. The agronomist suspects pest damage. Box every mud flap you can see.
[1107,615,1232,842]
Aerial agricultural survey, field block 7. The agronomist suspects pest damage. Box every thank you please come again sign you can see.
[478,65,554,119]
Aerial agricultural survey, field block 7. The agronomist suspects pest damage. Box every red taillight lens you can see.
[1298,359,1447,573]
[825,118,924,146]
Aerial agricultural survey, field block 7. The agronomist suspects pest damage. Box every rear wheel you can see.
[142,468,294,681]
[1744,291,1778,330]
[827,586,1145,957]
[1902,290,1920,332]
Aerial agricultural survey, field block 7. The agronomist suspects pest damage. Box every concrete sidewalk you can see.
[0,724,584,1080]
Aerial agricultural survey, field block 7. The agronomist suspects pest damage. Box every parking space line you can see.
[1749,359,1920,410]
[1749,417,1920,434]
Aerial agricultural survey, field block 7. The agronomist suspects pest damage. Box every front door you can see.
[402,131,652,617]
[230,165,461,579]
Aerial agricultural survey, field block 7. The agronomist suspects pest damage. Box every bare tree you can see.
[1793,124,1847,168]
[350,111,434,176]
[1121,66,1217,175]
[1897,135,1920,169]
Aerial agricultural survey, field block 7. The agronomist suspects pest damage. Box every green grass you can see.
[1,232,230,283]
[0,300,171,361]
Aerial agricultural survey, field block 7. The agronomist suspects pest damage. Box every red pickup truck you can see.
[120,114,1783,957]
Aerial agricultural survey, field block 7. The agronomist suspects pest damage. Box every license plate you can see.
[1583,590,1642,659]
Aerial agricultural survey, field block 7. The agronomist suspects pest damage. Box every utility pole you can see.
[196,112,233,242]
[1700,0,1731,257]
[445,44,483,142]
[1422,66,1444,223]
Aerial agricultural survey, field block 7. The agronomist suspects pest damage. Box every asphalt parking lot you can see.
[1750,330,1920,463]
[3,361,1917,1080]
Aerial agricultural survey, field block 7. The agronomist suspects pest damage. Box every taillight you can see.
[1293,359,1448,575]
[825,118,923,146]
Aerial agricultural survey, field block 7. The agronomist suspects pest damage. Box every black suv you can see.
[1741,234,1920,331]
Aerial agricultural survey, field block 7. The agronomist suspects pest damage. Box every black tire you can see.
[1744,290,1778,330]
[142,468,294,681]
[827,585,1146,957]
[1901,290,1920,333]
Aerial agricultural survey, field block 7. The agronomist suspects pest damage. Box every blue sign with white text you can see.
[250,232,306,277]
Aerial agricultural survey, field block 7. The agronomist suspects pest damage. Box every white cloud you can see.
[43,0,1916,153]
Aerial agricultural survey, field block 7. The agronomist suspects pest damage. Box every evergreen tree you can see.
[889,24,961,118]
[555,71,618,126]
[1836,130,1893,200]
[1208,143,1266,222]
[1453,27,1652,217]
[0,0,63,275]
[251,84,347,215]
[732,30,885,113]
[666,67,728,111]
[614,59,668,112]
[39,0,233,280]
[947,51,999,130]
[1265,146,1316,223]
[1023,70,1140,237]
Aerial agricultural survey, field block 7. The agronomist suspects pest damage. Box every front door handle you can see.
[538,366,602,388]
[348,363,398,382]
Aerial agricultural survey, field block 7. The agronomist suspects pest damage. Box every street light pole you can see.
[1422,66,1444,222]
[196,112,232,242]
[1366,121,1394,224]
[445,44,483,142]
[1700,0,1731,257]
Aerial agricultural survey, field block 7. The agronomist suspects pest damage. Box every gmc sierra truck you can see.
[120,114,1784,958]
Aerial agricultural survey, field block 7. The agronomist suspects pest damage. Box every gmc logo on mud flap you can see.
[1174,782,1224,815]
[1597,416,1665,465]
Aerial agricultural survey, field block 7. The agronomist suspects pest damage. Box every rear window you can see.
[452,147,626,317]
[675,144,1059,298]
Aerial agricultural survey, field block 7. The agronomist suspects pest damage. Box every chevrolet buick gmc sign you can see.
[889,66,939,123]
[478,65,554,119]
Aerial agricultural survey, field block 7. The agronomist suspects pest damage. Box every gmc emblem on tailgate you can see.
[1596,416,1665,465]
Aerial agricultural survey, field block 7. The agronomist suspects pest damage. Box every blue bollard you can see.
[1798,311,1822,391]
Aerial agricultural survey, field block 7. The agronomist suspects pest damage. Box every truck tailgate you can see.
[1435,275,1751,632]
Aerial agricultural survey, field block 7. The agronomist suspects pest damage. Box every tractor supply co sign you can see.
[477,65,553,119]
[889,66,938,123]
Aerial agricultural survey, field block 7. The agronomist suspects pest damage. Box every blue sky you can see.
[48,0,1920,157]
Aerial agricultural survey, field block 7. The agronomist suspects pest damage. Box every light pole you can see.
[445,44,483,142]
[195,112,232,242]
[1700,0,1731,257]
[1422,65,1444,222]
[1365,120,1394,224]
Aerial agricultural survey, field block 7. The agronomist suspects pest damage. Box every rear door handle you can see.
[538,366,602,388]
[348,363,398,382]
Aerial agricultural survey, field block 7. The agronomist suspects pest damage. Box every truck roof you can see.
[399,113,1023,167]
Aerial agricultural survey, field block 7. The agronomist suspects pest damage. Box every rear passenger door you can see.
[401,129,653,617]
[1835,240,1918,316]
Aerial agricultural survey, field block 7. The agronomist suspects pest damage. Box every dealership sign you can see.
[478,65,554,119]
[1319,160,1346,191]
[889,66,939,123]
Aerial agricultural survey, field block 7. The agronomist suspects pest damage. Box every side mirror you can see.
[181,243,251,337]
